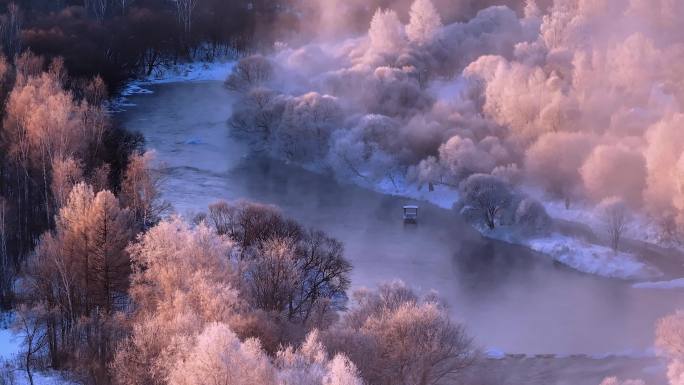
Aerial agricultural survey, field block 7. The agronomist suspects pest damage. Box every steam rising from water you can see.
[229,0,684,239]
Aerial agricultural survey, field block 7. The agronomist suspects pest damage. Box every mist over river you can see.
[118,80,684,358]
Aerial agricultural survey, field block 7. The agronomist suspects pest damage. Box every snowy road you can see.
[118,81,684,362]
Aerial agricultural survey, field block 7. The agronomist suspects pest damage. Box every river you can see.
[118,80,684,363]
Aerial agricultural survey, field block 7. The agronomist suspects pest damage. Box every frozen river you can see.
[118,80,684,360]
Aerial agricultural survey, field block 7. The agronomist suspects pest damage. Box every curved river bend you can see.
[119,81,684,358]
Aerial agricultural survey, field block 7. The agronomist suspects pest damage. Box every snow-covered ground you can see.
[0,318,71,385]
[633,278,684,289]
[525,234,657,280]
[527,186,670,247]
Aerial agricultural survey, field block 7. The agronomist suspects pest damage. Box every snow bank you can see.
[633,278,684,289]
[115,60,237,110]
[139,60,236,85]
[368,177,657,280]
[484,346,657,360]
[525,234,658,280]
[524,186,675,249]
[485,348,506,359]
[372,176,458,209]
[475,226,659,280]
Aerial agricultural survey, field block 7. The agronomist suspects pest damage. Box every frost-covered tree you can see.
[5,70,82,223]
[438,136,496,183]
[113,218,265,385]
[276,330,363,385]
[657,311,684,385]
[121,151,169,230]
[202,201,351,328]
[326,281,474,385]
[24,183,134,376]
[514,197,552,236]
[247,228,350,327]
[580,144,646,207]
[598,197,630,252]
[229,88,284,148]
[50,157,83,210]
[169,322,276,385]
[275,93,342,162]
[86,190,134,312]
[525,132,594,208]
[368,9,405,54]
[32,183,133,316]
[225,55,274,92]
[125,217,236,314]
[406,0,442,45]
[327,114,401,184]
[459,174,513,229]
[644,113,684,231]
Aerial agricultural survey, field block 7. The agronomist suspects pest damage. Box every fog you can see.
[119,81,684,358]
[225,0,684,240]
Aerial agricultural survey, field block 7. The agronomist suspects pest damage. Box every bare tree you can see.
[514,197,552,236]
[0,197,11,308]
[14,305,48,385]
[225,55,274,92]
[206,201,351,326]
[118,0,134,15]
[207,200,237,236]
[172,0,200,43]
[0,3,21,58]
[86,0,109,22]
[229,88,283,147]
[459,174,513,229]
[599,197,630,252]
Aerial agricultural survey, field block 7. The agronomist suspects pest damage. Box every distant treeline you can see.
[0,0,292,92]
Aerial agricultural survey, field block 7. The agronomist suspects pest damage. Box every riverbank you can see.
[114,59,681,282]
[117,80,684,357]
[369,174,664,281]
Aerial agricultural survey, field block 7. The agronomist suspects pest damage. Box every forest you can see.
[0,0,684,385]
